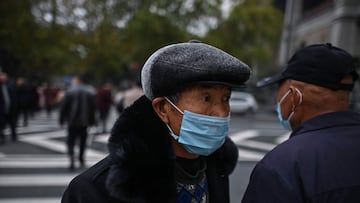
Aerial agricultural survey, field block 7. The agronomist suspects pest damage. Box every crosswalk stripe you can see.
[0,198,60,203]
[0,154,102,160]
[0,154,105,168]
[237,139,276,151]
[238,148,264,161]
[230,130,273,161]
[276,132,291,143]
[0,159,101,168]
[19,132,107,156]
[229,129,259,143]
[21,137,106,157]
[0,174,73,186]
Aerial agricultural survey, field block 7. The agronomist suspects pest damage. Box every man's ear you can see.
[289,86,302,111]
[152,97,170,124]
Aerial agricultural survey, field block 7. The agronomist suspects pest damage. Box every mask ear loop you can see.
[163,97,183,141]
[279,89,292,104]
[166,124,179,140]
[286,88,303,121]
[294,88,303,107]
[164,97,184,115]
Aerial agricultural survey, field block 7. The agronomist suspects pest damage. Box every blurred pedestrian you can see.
[95,82,113,133]
[15,77,32,127]
[0,72,17,143]
[113,89,124,114]
[42,82,59,117]
[122,80,143,109]
[59,75,96,170]
[61,41,251,202]
[242,44,360,202]
[28,82,40,117]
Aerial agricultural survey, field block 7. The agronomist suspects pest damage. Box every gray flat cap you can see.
[141,41,251,100]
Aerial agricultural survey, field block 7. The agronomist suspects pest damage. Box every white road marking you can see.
[19,131,107,157]
[237,148,264,161]
[93,134,110,144]
[0,198,60,203]
[237,139,276,151]
[229,129,259,143]
[0,174,74,186]
[276,132,291,144]
[0,155,104,168]
[230,130,290,161]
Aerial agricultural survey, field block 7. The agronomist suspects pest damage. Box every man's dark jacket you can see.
[242,111,360,203]
[59,84,96,127]
[61,95,238,203]
[0,82,17,125]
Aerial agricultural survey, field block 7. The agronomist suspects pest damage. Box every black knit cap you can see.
[141,40,251,100]
[257,43,358,91]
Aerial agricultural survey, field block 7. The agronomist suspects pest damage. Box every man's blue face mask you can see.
[276,88,302,131]
[164,97,230,156]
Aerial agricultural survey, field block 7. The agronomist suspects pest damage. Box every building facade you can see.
[278,0,360,65]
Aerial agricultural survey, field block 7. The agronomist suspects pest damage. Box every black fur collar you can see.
[106,95,177,201]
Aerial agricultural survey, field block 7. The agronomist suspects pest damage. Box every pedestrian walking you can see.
[242,43,360,202]
[121,80,143,109]
[0,72,17,143]
[42,82,59,117]
[28,82,40,118]
[61,40,251,203]
[59,75,96,170]
[15,77,32,127]
[95,82,113,133]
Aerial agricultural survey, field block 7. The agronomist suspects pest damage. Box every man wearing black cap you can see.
[242,44,360,202]
[62,41,251,203]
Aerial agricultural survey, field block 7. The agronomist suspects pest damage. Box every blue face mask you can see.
[164,97,230,156]
[276,88,302,131]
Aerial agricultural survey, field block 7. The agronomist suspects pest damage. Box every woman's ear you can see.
[152,97,170,124]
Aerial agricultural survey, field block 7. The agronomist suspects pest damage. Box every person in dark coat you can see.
[61,40,252,203]
[242,44,360,202]
[95,82,113,133]
[60,75,96,170]
[0,72,17,143]
[42,82,59,117]
[15,77,32,126]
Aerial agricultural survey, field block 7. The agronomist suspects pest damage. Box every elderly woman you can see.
[61,41,251,203]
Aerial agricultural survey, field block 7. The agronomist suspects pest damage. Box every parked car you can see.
[229,91,258,114]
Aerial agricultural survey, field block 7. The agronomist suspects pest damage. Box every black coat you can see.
[59,85,96,127]
[242,111,360,202]
[0,82,17,124]
[62,95,238,203]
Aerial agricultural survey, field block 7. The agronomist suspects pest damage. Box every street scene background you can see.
[1,0,359,202]
[0,105,289,203]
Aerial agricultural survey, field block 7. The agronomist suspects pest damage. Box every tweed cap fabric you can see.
[141,41,251,100]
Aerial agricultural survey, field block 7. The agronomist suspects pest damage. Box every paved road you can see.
[0,108,288,203]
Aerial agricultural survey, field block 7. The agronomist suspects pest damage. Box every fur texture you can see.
[106,95,177,202]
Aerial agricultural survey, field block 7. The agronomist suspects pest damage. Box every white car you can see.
[229,91,258,114]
